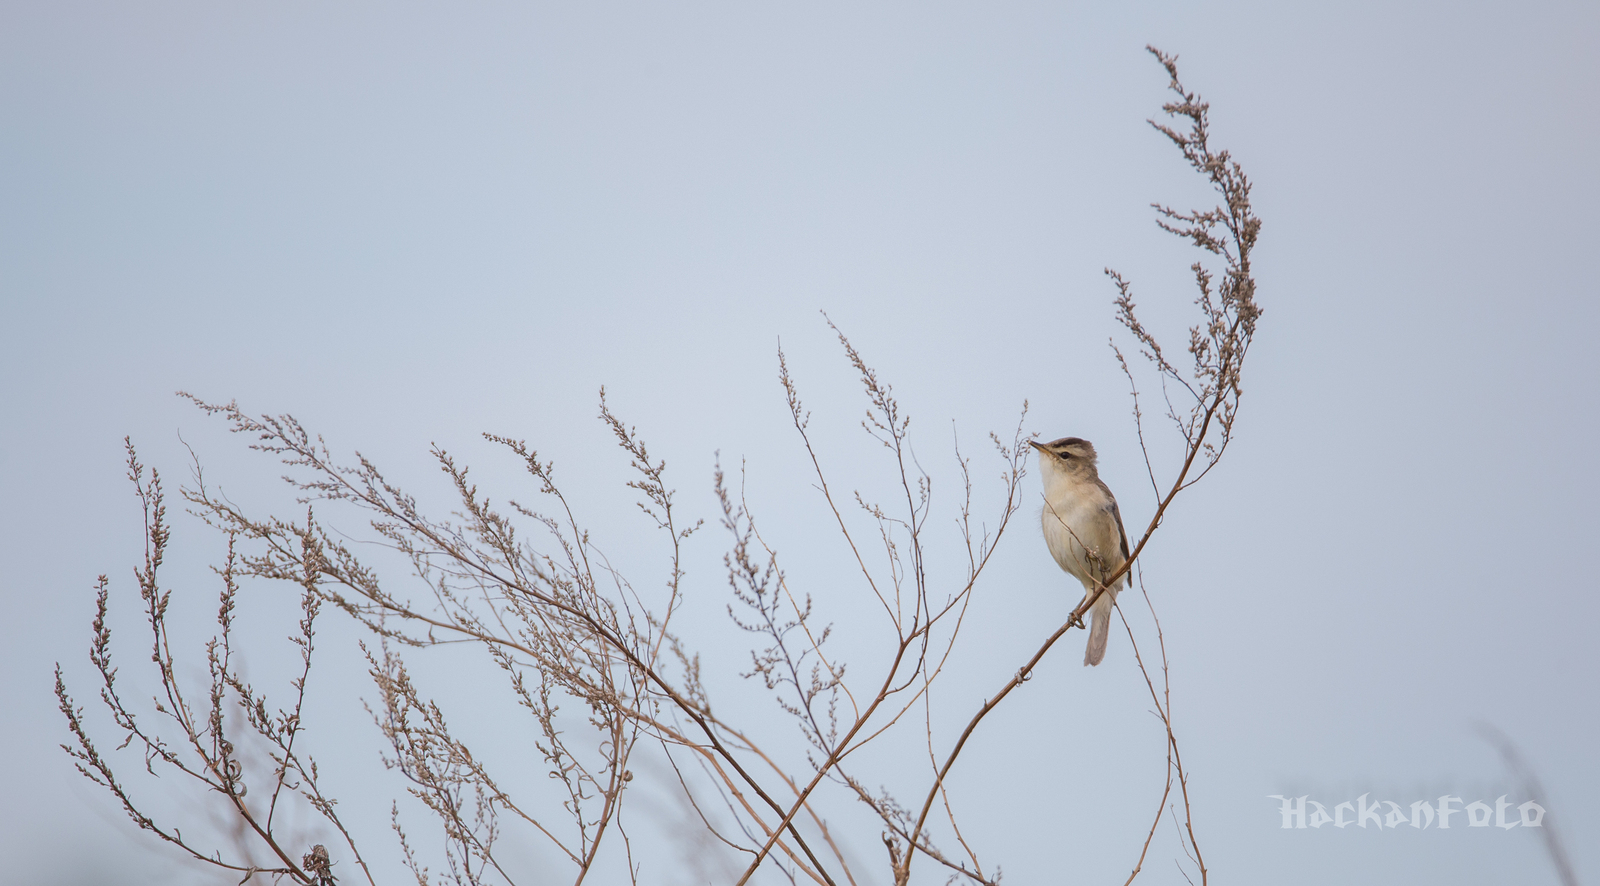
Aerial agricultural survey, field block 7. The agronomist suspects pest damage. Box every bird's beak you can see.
[1028,440,1045,452]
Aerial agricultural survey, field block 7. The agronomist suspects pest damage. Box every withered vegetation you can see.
[58,48,1258,886]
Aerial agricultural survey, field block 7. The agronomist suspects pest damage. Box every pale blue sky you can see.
[3,2,1597,884]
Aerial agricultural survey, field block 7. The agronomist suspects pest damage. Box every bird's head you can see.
[1030,437,1101,484]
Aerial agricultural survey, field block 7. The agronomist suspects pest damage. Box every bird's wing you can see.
[1097,479,1131,563]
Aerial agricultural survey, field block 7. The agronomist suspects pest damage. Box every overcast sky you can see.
[3,2,1597,885]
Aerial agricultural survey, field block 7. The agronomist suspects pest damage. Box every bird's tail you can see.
[1084,585,1117,667]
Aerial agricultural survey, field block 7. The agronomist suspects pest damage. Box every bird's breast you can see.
[1040,496,1118,586]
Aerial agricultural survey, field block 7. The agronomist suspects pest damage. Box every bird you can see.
[1030,437,1130,666]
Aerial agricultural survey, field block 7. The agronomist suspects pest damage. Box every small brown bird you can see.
[1030,437,1129,666]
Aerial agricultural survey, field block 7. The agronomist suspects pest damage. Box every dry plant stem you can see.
[64,402,831,884]
[901,46,1254,884]
[391,585,831,883]
[178,398,843,886]
[1478,726,1577,886]
[671,715,841,884]
[733,339,1028,886]
[681,715,866,886]
[55,443,376,886]
[1123,752,1173,886]
[1117,569,1202,886]
[667,724,862,886]
[816,432,1013,885]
